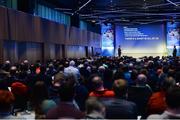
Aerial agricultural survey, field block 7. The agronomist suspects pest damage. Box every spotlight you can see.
[91,20,96,23]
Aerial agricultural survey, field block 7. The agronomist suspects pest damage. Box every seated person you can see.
[85,97,106,119]
[46,75,84,119]
[128,74,152,117]
[147,86,180,119]
[11,82,28,112]
[0,90,17,119]
[147,77,176,115]
[48,72,65,104]
[89,75,114,97]
[103,79,137,119]
[32,81,56,119]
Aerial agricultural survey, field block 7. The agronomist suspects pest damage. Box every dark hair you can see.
[166,86,180,109]
[58,82,75,102]
[53,73,65,85]
[113,79,128,98]
[31,81,48,106]
[40,66,46,74]
[161,77,175,92]
[113,69,125,80]
[31,81,49,117]
[85,97,105,114]
[0,90,15,112]
[131,69,138,81]
[91,75,103,90]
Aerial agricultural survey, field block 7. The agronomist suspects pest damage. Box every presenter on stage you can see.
[173,45,177,57]
[118,45,122,57]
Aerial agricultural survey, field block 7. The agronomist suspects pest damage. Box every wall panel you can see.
[25,42,43,63]
[55,44,63,59]
[0,6,101,63]
[3,40,18,63]
[65,45,86,58]
[0,7,8,40]
[18,42,43,63]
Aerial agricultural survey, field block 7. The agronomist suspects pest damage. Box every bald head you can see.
[91,76,103,90]
[136,74,147,85]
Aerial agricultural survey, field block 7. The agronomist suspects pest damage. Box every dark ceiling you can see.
[44,0,180,24]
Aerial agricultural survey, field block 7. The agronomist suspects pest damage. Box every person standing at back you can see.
[118,45,122,57]
[173,45,177,57]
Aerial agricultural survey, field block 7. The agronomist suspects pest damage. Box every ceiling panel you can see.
[44,0,180,24]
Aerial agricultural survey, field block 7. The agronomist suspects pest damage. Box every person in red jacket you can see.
[147,77,176,115]
[89,75,115,97]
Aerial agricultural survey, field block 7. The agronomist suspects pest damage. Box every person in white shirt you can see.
[64,60,80,81]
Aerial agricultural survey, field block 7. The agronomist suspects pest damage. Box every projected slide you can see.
[123,26,160,41]
[101,24,114,56]
[115,24,166,56]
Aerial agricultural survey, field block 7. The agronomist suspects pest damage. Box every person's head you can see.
[131,69,138,81]
[166,86,180,110]
[40,66,46,74]
[140,69,148,76]
[11,82,28,96]
[91,75,104,91]
[30,64,36,73]
[119,45,121,48]
[85,97,106,118]
[10,66,17,75]
[48,63,54,70]
[113,79,128,98]
[136,74,147,85]
[174,45,176,48]
[58,81,75,102]
[52,73,65,87]
[69,60,75,67]
[58,64,64,72]
[0,90,15,112]
[32,81,48,106]
[98,66,105,72]
[64,73,77,86]
[161,77,176,92]
[11,82,28,110]
[157,69,163,76]
[3,60,11,71]
[23,60,29,64]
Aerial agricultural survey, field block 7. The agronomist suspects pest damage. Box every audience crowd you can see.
[0,56,179,119]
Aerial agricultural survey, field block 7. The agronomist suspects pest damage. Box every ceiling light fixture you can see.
[166,0,178,7]
[78,0,92,11]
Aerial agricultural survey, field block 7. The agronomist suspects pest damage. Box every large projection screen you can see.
[115,23,167,57]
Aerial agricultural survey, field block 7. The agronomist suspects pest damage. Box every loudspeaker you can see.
[71,14,80,28]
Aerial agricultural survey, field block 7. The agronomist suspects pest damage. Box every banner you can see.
[101,23,114,56]
[167,22,180,56]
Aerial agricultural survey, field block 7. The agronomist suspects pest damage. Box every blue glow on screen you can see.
[101,24,114,56]
[115,23,166,55]
[167,22,180,56]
